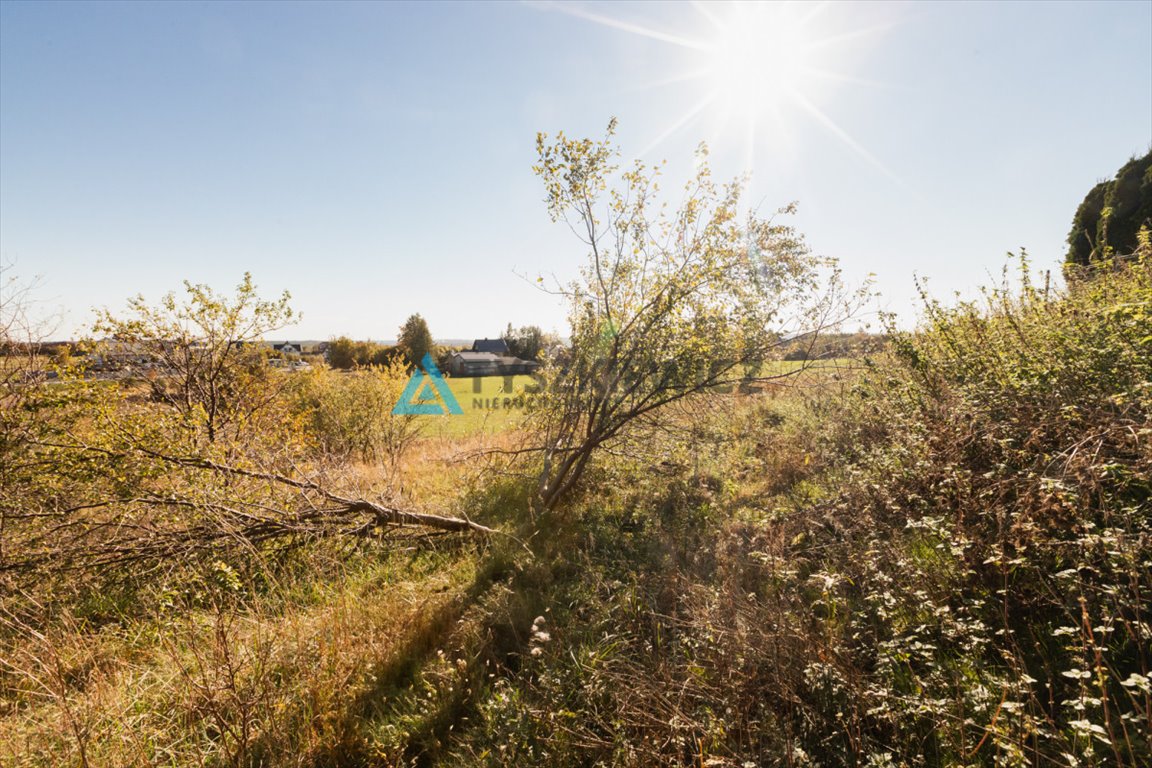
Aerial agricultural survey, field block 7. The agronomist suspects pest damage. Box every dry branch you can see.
[2,445,494,576]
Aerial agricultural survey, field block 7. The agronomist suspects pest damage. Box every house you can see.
[89,339,156,369]
[495,356,539,375]
[447,347,540,377]
[447,351,504,377]
[471,338,509,355]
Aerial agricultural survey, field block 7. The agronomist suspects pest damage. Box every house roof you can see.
[471,338,509,354]
[452,351,502,363]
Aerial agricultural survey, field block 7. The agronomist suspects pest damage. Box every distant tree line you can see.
[781,332,887,361]
[327,317,563,372]
[328,313,442,370]
[326,337,403,370]
[501,323,561,362]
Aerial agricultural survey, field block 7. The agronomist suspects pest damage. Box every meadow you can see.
[416,374,538,437]
[4,248,1146,766]
[420,364,830,438]
[2,132,1149,765]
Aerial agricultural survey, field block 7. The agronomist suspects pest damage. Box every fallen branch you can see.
[4,444,496,576]
[340,499,495,535]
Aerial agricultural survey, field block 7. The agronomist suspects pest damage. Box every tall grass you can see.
[442,249,1151,766]
[3,248,1147,766]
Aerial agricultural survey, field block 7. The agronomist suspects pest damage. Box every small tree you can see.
[327,337,398,369]
[1,265,56,567]
[502,323,555,361]
[327,336,358,369]
[369,344,402,368]
[295,357,423,469]
[529,120,856,512]
[398,313,434,368]
[93,273,295,443]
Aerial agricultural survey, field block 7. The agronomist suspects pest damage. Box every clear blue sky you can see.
[2,0,1149,340]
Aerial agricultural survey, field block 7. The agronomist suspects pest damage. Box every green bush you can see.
[294,360,422,466]
[444,248,1151,766]
[1067,150,1152,269]
[769,247,1152,764]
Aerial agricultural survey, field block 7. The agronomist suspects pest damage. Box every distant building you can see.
[471,338,509,355]
[495,356,539,375]
[447,344,540,377]
[447,351,503,377]
[273,342,303,355]
[90,339,154,368]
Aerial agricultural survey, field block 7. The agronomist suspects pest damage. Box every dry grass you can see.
[0,545,484,767]
[0,351,884,768]
[0,389,531,767]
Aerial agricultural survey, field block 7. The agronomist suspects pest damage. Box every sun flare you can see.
[547,1,893,176]
[704,4,813,122]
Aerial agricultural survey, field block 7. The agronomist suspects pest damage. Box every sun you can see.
[704,3,814,123]
[541,1,895,178]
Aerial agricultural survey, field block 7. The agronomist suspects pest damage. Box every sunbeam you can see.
[635,93,716,161]
[792,93,903,185]
[536,1,896,177]
[539,2,706,51]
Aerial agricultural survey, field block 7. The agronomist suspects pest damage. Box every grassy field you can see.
[414,374,539,437]
[416,362,850,438]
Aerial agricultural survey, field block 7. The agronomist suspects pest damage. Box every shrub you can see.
[294,359,423,467]
[770,249,1152,764]
[447,249,1151,766]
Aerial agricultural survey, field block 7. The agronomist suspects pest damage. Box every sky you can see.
[1,0,1150,341]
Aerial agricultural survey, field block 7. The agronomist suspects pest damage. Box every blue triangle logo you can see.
[393,353,464,415]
